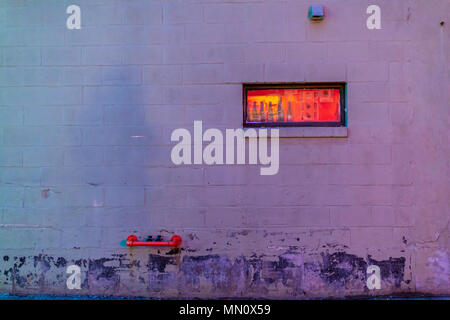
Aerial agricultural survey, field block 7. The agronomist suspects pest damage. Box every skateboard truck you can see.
[126,234,182,247]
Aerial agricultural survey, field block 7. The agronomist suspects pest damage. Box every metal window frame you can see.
[243,82,347,128]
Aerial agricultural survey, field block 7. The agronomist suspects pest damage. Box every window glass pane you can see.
[246,88,341,123]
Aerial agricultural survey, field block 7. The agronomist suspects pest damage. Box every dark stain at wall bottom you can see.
[312,252,405,288]
[0,251,406,297]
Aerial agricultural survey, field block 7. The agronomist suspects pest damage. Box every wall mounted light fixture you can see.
[308,5,324,21]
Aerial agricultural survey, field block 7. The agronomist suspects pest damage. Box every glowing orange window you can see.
[244,84,346,127]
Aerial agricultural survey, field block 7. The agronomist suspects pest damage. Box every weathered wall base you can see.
[2,228,444,299]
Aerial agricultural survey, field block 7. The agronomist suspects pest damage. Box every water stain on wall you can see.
[0,250,407,298]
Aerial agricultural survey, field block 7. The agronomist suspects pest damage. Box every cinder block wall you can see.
[0,0,448,298]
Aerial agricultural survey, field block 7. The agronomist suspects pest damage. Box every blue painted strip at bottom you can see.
[1,292,449,300]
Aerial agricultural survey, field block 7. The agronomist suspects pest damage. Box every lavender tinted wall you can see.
[0,0,448,298]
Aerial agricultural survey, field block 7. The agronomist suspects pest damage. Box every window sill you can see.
[244,127,348,139]
[245,126,348,138]
[278,126,348,138]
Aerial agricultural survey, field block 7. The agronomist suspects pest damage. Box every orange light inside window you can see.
[246,88,341,123]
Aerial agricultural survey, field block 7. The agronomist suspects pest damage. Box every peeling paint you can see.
[0,250,422,298]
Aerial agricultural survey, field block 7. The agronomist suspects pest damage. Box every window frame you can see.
[243,82,347,128]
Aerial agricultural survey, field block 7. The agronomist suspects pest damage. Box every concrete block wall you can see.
[0,0,448,298]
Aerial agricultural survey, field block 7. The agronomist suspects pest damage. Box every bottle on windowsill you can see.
[259,101,266,122]
[251,101,259,122]
[276,97,284,122]
[267,101,274,122]
[287,101,293,121]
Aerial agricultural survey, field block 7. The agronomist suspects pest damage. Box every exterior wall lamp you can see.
[308,5,324,21]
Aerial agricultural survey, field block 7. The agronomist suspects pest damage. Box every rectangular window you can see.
[243,83,346,127]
